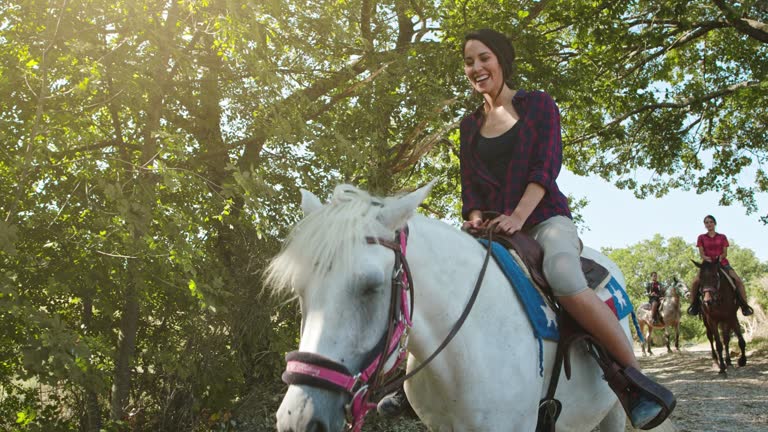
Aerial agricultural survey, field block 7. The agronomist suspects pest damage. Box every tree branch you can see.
[361,0,373,48]
[520,0,553,27]
[568,80,762,145]
[711,0,768,43]
[237,46,410,170]
[618,20,729,80]
[306,61,394,122]
[395,0,415,49]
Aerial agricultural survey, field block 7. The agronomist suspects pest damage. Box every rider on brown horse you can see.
[688,215,753,317]
[645,272,663,325]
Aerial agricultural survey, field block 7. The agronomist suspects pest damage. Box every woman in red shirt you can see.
[687,215,753,316]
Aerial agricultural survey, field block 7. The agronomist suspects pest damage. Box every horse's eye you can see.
[357,271,385,296]
[362,282,383,296]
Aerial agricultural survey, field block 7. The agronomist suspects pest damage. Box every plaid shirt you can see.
[697,233,730,266]
[646,281,662,297]
[459,89,571,227]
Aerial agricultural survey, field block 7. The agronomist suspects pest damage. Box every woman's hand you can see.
[490,213,525,235]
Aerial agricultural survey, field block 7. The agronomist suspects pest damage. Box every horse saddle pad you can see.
[477,236,635,342]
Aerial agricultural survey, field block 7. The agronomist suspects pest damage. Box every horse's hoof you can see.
[718,369,727,375]
[738,357,747,367]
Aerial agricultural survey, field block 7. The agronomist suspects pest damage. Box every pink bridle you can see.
[281,227,492,431]
[281,230,414,432]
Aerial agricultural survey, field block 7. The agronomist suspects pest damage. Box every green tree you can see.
[2,0,767,430]
[439,0,768,217]
[604,234,767,343]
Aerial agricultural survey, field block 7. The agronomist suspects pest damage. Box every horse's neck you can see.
[407,215,490,313]
[405,216,521,357]
[664,292,679,308]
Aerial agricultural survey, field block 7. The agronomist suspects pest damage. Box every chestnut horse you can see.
[693,259,747,374]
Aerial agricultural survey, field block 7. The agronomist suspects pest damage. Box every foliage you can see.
[0,0,766,430]
[603,234,768,343]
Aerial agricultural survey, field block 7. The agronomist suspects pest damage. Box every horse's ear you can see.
[378,180,436,230]
[691,259,702,268]
[300,189,324,216]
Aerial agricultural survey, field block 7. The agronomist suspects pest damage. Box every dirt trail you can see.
[364,342,768,432]
[635,342,768,432]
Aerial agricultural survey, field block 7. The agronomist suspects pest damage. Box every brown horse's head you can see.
[692,258,734,310]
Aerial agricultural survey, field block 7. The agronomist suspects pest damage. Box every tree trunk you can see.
[82,296,102,431]
[110,273,140,420]
[107,1,179,419]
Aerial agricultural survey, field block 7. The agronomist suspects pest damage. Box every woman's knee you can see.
[543,251,587,296]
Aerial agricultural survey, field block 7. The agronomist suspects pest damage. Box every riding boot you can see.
[376,387,408,417]
[741,305,754,316]
[737,298,754,316]
[599,358,676,430]
[687,297,701,316]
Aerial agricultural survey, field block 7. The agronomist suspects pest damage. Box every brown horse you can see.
[693,259,747,374]
[637,278,688,356]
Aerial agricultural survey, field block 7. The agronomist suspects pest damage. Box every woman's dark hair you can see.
[704,215,717,225]
[463,29,516,88]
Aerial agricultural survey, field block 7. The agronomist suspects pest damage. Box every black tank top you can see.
[477,122,520,181]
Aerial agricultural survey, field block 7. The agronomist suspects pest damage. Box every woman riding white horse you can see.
[269,183,675,432]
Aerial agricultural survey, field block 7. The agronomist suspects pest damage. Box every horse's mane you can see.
[698,260,720,278]
[266,184,392,297]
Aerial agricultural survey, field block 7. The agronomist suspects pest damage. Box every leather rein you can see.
[281,228,494,431]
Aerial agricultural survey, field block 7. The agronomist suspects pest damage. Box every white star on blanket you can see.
[611,286,628,309]
[541,305,557,329]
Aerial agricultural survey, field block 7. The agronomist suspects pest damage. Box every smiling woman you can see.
[456,28,675,429]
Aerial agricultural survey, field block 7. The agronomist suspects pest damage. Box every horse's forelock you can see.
[266,185,389,296]
[698,260,721,287]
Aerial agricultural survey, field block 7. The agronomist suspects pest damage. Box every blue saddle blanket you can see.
[478,239,637,342]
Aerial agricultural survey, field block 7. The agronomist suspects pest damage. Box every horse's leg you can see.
[705,323,719,369]
[724,324,733,368]
[597,400,626,432]
[733,320,747,367]
[664,326,672,353]
[639,322,648,356]
[646,326,654,356]
[713,324,727,374]
[674,322,680,351]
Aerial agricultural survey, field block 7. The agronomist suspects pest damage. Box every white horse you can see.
[637,278,689,356]
[269,183,673,432]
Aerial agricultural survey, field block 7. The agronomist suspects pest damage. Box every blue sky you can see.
[559,169,768,262]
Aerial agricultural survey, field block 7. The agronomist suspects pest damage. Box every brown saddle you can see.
[466,215,610,308]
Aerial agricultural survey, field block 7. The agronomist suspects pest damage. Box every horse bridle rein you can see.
[701,261,722,305]
[281,227,494,431]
